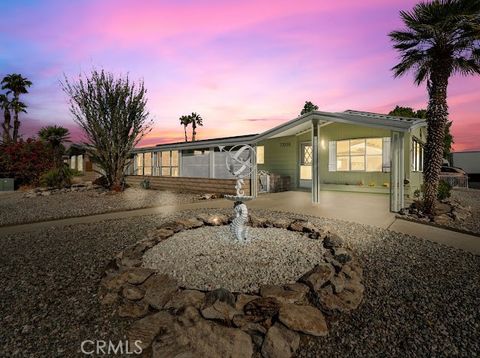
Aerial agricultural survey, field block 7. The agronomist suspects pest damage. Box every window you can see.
[256,146,264,164]
[144,152,152,175]
[300,143,312,180]
[332,138,387,172]
[135,153,144,175]
[412,138,424,172]
[153,150,179,176]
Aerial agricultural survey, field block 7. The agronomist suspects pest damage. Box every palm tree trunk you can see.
[184,125,188,142]
[423,71,449,215]
[192,122,196,141]
[12,111,20,142]
[2,109,11,143]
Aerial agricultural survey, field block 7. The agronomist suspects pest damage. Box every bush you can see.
[40,166,73,188]
[437,180,452,201]
[0,138,54,186]
[92,175,109,188]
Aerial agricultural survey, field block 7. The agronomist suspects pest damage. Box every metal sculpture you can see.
[219,144,256,242]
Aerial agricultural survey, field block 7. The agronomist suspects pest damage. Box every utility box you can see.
[0,178,14,191]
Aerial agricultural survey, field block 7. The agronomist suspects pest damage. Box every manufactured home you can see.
[128,110,427,212]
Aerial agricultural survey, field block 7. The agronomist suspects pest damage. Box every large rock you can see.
[100,272,129,292]
[323,233,344,249]
[433,214,452,225]
[165,289,205,311]
[331,247,352,264]
[270,219,291,229]
[152,307,253,358]
[434,202,452,216]
[249,215,269,228]
[318,284,363,313]
[202,288,239,322]
[261,323,300,358]
[244,297,281,322]
[235,294,260,311]
[300,263,335,291]
[288,219,318,233]
[147,228,174,242]
[125,267,155,285]
[122,285,145,301]
[118,300,149,318]
[259,284,309,304]
[278,303,328,336]
[142,274,178,310]
[197,213,229,226]
[128,311,174,350]
[175,218,204,230]
[157,221,185,233]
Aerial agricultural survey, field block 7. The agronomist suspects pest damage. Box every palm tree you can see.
[0,94,12,143]
[389,0,480,215]
[179,115,191,142]
[300,101,319,115]
[190,112,203,141]
[38,125,70,167]
[1,73,32,142]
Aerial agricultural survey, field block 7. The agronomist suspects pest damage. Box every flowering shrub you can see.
[0,138,54,186]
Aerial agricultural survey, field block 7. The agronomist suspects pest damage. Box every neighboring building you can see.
[128,110,427,212]
[66,144,101,182]
[451,151,480,187]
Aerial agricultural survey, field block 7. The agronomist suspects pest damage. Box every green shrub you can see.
[40,166,73,188]
[437,180,452,201]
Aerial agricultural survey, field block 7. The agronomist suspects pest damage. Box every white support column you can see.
[311,119,321,203]
[250,145,258,197]
[209,147,215,178]
[390,131,405,212]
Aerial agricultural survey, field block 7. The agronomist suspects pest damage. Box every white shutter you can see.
[382,137,391,172]
[328,141,336,172]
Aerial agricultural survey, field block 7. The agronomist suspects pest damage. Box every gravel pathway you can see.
[0,208,479,357]
[143,226,326,292]
[451,188,480,234]
[0,188,199,226]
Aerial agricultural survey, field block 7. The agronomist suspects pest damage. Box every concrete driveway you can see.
[249,190,395,228]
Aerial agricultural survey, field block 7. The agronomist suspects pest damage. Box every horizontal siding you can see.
[126,175,250,195]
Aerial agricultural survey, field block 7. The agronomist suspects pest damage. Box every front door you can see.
[299,142,312,188]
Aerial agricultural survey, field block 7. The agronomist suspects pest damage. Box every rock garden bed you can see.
[98,214,364,357]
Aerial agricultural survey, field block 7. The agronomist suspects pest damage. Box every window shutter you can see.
[328,141,336,172]
[382,137,391,172]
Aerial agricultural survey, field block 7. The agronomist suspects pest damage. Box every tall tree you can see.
[1,74,32,142]
[300,101,319,115]
[190,112,203,141]
[38,125,70,168]
[62,69,152,191]
[388,105,454,158]
[0,94,12,143]
[179,115,191,142]
[389,0,480,215]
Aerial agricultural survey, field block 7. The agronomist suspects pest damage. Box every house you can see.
[127,110,427,212]
[451,150,480,188]
[66,144,101,182]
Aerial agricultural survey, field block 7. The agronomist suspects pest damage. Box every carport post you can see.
[390,131,405,212]
[312,118,321,203]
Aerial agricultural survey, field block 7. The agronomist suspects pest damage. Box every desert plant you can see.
[179,115,191,142]
[437,180,452,201]
[38,125,70,167]
[190,112,203,141]
[62,69,152,191]
[1,73,32,142]
[40,166,73,188]
[0,138,54,186]
[389,0,480,215]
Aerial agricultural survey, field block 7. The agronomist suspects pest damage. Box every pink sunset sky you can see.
[1,0,479,151]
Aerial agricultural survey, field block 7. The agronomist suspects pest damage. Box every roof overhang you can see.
[133,109,427,153]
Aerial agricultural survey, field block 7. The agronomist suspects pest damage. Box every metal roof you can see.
[133,109,426,153]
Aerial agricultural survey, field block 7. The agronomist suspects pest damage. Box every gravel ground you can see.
[0,188,199,226]
[143,226,326,292]
[0,208,479,357]
[451,188,480,234]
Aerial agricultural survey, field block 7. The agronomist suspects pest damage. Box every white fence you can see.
[439,175,469,188]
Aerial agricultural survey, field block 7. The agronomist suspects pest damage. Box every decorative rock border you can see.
[98,214,364,358]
